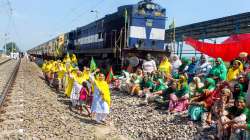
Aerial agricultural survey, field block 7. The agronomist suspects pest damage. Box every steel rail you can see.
[0,59,11,66]
[0,59,21,108]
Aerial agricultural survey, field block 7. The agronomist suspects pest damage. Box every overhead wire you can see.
[11,18,23,51]
[50,3,89,33]
[51,0,104,36]
[75,0,115,26]
[4,0,23,51]
[2,0,12,49]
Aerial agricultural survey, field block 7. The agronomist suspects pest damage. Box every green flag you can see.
[90,57,97,72]
[169,19,176,42]
[124,9,128,24]
[169,19,175,29]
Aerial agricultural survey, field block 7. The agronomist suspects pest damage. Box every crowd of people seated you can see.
[114,52,250,139]
[41,52,250,139]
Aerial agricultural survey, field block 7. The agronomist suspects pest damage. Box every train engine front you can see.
[124,0,167,62]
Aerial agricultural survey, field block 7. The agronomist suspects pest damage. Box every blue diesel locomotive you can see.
[28,0,168,70]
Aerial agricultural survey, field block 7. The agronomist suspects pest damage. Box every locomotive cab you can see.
[128,0,166,51]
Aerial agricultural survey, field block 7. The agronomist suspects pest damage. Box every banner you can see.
[185,34,250,61]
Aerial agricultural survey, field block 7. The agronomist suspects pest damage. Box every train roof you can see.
[75,5,134,31]
[76,1,164,31]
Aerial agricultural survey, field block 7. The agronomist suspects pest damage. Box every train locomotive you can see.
[28,0,169,71]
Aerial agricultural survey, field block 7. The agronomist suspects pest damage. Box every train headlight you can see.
[139,9,146,15]
[146,4,155,10]
[154,11,161,17]
[135,44,139,49]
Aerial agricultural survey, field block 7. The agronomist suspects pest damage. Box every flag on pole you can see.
[124,9,128,23]
[169,19,175,29]
[90,57,97,72]
[169,19,176,44]
[55,42,60,56]
[106,66,114,83]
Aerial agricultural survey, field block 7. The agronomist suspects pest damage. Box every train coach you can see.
[28,0,169,70]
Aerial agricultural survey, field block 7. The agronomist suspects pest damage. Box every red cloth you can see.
[106,67,114,84]
[185,33,250,61]
[79,88,88,101]
[223,34,250,44]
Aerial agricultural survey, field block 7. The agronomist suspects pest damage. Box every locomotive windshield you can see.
[137,1,165,17]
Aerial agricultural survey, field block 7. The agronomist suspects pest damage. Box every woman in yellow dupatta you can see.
[74,70,85,85]
[70,69,85,107]
[42,60,47,72]
[82,67,90,81]
[71,54,78,66]
[227,60,243,82]
[63,53,71,63]
[90,69,111,124]
[57,62,66,91]
[45,61,53,84]
[50,61,60,87]
[94,74,111,108]
[64,66,75,97]
[159,56,172,77]
[42,60,48,79]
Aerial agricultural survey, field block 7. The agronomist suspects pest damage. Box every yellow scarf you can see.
[57,63,66,79]
[236,60,244,72]
[71,54,78,64]
[51,62,59,73]
[45,63,52,73]
[42,62,47,72]
[177,75,188,90]
[82,70,90,81]
[227,68,241,81]
[159,59,171,76]
[74,74,85,85]
[63,56,71,63]
[226,60,243,81]
[94,79,111,108]
[66,63,73,72]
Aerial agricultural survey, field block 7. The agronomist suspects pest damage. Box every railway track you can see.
[0,59,22,139]
[0,58,11,66]
[0,59,128,139]
[0,59,21,107]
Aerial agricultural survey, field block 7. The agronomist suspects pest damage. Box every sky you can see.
[0,0,250,51]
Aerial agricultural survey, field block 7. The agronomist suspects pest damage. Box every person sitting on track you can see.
[142,53,157,74]
[129,69,143,96]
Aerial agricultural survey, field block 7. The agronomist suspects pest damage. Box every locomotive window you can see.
[69,32,73,37]
[98,32,102,39]
[138,39,144,48]
[146,4,155,10]
[152,40,156,48]
[77,30,81,36]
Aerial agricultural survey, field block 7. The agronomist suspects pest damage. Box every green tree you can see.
[3,42,20,55]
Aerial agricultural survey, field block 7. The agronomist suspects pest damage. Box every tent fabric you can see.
[185,34,250,61]
[223,33,250,44]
